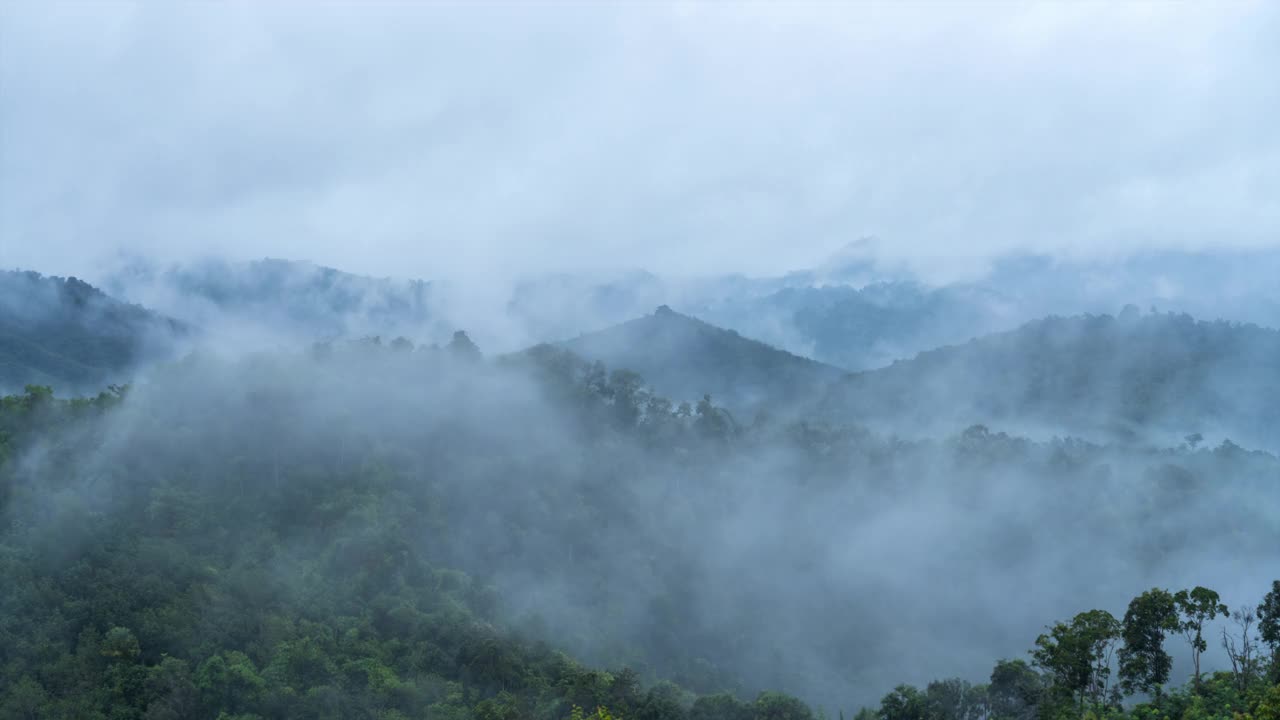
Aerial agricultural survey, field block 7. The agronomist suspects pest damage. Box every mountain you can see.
[506,246,1280,371]
[557,305,846,417]
[103,257,446,346]
[0,270,185,394]
[695,281,1021,371]
[819,310,1280,451]
[506,269,673,345]
[979,248,1280,330]
[4,336,1276,719]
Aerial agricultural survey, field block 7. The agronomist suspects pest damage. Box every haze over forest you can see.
[1,3,1278,720]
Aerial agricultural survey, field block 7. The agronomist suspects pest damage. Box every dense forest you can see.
[560,305,844,416]
[0,271,185,396]
[821,311,1280,452]
[2,338,1276,719]
[103,259,442,346]
[6,0,1278,716]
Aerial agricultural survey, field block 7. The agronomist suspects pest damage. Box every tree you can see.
[606,667,643,715]
[690,694,753,720]
[567,707,619,720]
[0,676,46,720]
[923,679,987,720]
[100,626,141,660]
[1221,605,1261,692]
[635,681,687,720]
[144,657,199,720]
[694,394,733,441]
[607,370,646,428]
[447,330,482,361]
[1031,610,1120,710]
[1173,586,1228,690]
[197,651,265,713]
[1118,588,1180,696]
[877,685,925,720]
[988,659,1044,720]
[754,691,814,720]
[1260,580,1280,682]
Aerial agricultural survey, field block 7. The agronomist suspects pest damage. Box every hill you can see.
[103,257,446,346]
[819,310,1280,450]
[2,343,1275,718]
[506,246,1280,371]
[0,270,185,394]
[696,281,1019,370]
[557,305,846,416]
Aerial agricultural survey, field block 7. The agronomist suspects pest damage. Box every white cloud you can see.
[1,0,1276,284]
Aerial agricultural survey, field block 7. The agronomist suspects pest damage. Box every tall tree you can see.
[923,678,988,720]
[1173,586,1228,690]
[988,659,1044,720]
[1118,588,1180,696]
[1221,606,1260,692]
[1031,610,1121,711]
[876,685,925,720]
[1259,580,1280,682]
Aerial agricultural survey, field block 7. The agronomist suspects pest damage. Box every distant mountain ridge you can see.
[557,305,846,416]
[819,310,1280,451]
[102,257,450,348]
[507,246,1280,371]
[0,270,185,394]
[17,250,1276,451]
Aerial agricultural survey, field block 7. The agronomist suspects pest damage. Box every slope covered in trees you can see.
[820,311,1280,451]
[558,305,845,416]
[492,246,1280,372]
[2,339,1276,718]
[695,282,1017,371]
[0,271,185,395]
[103,257,444,346]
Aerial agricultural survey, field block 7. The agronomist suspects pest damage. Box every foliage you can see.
[1118,589,1179,695]
[0,341,1275,720]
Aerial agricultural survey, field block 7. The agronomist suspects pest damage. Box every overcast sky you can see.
[2,1,1277,284]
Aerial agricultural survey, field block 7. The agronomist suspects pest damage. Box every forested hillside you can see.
[0,271,184,395]
[496,247,1280,372]
[2,340,1275,719]
[821,311,1280,451]
[103,258,444,346]
[559,305,845,416]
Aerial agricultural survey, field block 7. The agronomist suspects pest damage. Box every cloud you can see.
[2,1,1277,284]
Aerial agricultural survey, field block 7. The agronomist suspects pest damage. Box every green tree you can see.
[144,657,199,720]
[197,651,266,713]
[690,693,753,720]
[636,681,687,720]
[1031,610,1121,710]
[987,660,1043,720]
[101,626,141,660]
[1118,588,1180,696]
[1173,586,1228,690]
[1260,580,1280,682]
[0,676,47,720]
[923,679,987,720]
[877,686,925,720]
[754,691,814,720]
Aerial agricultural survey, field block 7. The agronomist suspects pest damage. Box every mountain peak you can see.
[556,309,842,414]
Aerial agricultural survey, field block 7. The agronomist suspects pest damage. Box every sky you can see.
[1,1,1278,284]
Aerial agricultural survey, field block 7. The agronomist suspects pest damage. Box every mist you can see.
[2,2,1279,719]
[3,2,1278,284]
[4,339,1276,713]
